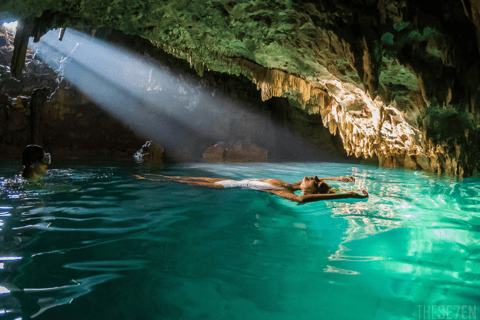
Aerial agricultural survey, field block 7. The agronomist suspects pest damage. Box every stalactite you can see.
[11,19,34,78]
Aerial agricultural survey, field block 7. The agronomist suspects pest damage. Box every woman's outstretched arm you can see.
[317,176,355,182]
[298,190,367,203]
[266,189,368,204]
[292,176,356,184]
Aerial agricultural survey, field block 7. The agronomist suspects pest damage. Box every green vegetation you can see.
[424,107,475,145]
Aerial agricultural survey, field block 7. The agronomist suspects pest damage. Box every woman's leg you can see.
[145,174,224,183]
[135,175,225,188]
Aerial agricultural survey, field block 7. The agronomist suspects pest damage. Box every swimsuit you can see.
[215,179,285,191]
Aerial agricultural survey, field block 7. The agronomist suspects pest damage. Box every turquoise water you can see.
[1,160,479,320]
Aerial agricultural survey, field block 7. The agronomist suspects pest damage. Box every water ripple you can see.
[64,260,148,271]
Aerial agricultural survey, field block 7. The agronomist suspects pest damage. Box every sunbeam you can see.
[28,29,232,151]
[23,28,344,161]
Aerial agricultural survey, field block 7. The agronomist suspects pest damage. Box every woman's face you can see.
[300,176,320,194]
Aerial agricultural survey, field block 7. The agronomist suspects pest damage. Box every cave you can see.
[1,1,480,319]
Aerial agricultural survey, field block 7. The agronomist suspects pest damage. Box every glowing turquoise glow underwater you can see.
[1,160,479,320]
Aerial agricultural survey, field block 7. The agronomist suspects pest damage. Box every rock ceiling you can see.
[1,0,479,176]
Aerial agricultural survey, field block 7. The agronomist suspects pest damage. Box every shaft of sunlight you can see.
[29,28,236,149]
[26,28,341,161]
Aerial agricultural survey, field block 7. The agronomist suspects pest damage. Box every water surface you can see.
[1,160,479,320]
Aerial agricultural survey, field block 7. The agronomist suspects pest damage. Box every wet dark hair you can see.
[317,181,333,194]
[22,145,45,167]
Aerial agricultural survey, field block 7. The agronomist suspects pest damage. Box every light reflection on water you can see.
[0,160,479,319]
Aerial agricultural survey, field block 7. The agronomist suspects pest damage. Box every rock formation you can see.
[203,140,268,162]
[203,144,226,162]
[1,1,479,175]
[134,141,165,162]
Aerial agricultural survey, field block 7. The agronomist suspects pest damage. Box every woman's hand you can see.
[339,176,355,182]
[348,190,368,198]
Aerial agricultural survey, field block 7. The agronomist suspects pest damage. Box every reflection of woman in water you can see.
[136,174,368,204]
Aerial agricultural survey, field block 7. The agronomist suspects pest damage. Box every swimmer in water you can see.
[21,145,51,180]
[135,174,368,204]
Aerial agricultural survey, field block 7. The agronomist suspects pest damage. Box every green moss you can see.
[379,64,418,91]
[424,107,474,144]
[336,59,350,68]
[381,32,394,45]
[393,21,410,32]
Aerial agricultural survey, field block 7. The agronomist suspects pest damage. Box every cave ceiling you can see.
[1,0,479,176]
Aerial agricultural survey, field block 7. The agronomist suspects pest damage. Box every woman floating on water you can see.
[135,174,368,204]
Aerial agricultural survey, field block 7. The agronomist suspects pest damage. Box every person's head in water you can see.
[22,145,51,179]
[300,176,334,195]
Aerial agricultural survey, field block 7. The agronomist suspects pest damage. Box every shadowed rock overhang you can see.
[1,0,479,176]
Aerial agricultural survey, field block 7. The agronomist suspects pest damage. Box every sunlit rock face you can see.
[1,0,479,175]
